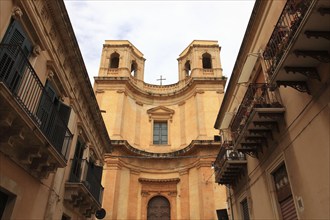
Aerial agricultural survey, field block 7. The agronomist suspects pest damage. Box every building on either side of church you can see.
[94,40,228,219]
[214,0,329,219]
[0,1,111,219]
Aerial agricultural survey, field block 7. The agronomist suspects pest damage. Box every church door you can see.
[147,196,170,220]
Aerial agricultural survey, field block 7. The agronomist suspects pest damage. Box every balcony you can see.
[0,44,72,178]
[214,143,247,186]
[230,84,285,157]
[65,159,104,217]
[263,0,330,93]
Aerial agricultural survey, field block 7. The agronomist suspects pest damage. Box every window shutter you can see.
[0,19,32,91]
[58,102,71,126]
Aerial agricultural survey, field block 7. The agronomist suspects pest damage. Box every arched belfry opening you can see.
[131,60,138,77]
[110,52,120,68]
[147,196,170,220]
[184,60,191,76]
[202,53,212,69]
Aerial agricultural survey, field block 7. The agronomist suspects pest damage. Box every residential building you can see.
[0,1,111,219]
[214,0,329,219]
[94,40,228,219]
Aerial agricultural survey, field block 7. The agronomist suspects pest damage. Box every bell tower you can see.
[98,40,146,81]
[177,40,224,81]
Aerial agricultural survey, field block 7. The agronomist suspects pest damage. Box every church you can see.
[93,40,228,219]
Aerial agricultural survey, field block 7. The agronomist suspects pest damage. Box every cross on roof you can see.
[156,75,166,86]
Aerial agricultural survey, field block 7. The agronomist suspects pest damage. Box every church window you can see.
[131,60,137,77]
[184,60,191,76]
[153,121,168,145]
[202,53,212,69]
[110,52,119,68]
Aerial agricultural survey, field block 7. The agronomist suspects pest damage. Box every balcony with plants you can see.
[65,159,104,217]
[0,44,72,178]
[263,0,330,93]
[230,83,285,157]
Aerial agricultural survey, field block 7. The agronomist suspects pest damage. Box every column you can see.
[134,101,143,145]
[127,169,140,219]
[103,157,122,219]
[113,90,126,138]
[179,102,186,146]
[197,159,215,219]
[195,90,206,138]
[179,169,190,220]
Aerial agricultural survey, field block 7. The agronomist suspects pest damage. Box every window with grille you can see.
[241,198,250,220]
[153,121,168,145]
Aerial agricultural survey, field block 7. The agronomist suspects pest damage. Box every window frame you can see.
[147,106,174,146]
[153,121,168,145]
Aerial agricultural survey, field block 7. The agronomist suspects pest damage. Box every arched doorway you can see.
[147,196,170,220]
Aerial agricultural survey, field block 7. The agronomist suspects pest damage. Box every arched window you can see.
[184,60,191,76]
[147,196,170,220]
[110,52,119,68]
[202,53,212,69]
[131,60,138,77]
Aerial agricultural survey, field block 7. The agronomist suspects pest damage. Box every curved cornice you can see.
[94,76,225,101]
[109,139,220,158]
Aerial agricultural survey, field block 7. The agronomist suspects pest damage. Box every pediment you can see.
[147,106,175,122]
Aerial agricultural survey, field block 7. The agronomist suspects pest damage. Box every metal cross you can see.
[156,75,166,85]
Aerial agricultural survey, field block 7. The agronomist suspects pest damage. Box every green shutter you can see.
[0,19,32,92]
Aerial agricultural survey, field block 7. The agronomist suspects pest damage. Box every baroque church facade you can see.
[94,40,228,219]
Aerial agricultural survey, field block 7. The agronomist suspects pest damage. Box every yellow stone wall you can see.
[95,40,228,219]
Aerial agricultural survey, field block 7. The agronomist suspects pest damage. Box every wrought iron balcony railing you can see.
[69,159,104,205]
[263,0,313,78]
[230,83,283,142]
[0,44,72,160]
[214,142,247,185]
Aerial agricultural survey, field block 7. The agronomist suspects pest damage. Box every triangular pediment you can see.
[147,106,174,115]
[147,106,175,121]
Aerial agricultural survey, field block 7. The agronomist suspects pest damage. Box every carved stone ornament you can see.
[32,45,41,57]
[47,70,54,80]
[12,6,23,19]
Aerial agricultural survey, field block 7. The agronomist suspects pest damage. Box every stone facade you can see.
[94,40,228,219]
[214,0,330,219]
[0,1,111,219]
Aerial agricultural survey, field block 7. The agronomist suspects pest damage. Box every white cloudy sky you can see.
[64,0,255,86]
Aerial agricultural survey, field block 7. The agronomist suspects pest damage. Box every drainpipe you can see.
[227,185,234,220]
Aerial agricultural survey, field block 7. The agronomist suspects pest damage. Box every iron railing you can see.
[263,0,313,77]
[214,144,246,172]
[0,44,72,160]
[230,83,283,141]
[69,159,104,205]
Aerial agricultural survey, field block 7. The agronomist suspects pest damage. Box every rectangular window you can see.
[241,198,250,220]
[153,121,168,145]
[272,163,298,219]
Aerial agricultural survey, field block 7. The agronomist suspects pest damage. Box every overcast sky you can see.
[64,0,255,86]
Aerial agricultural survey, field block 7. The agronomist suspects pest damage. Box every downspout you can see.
[227,185,234,220]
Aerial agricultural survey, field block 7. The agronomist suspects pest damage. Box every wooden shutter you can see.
[280,196,298,220]
[0,19,32,91]
[37,81,57,133]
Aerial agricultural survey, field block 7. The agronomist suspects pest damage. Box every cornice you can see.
[108,139,220,158]
[138,178,180,184]
[94,76,225,102]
